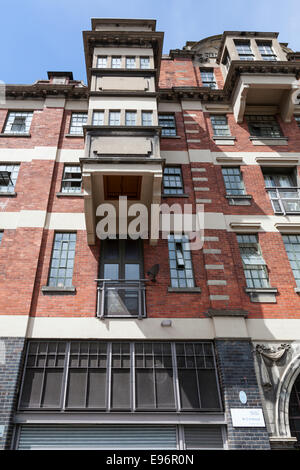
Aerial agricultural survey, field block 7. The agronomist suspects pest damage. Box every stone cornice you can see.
[4,83,88,100]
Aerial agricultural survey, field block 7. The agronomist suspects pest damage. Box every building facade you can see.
[1,18,300,450]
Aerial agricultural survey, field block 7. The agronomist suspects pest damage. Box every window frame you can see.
[163,166,184,196]
[158,114,177,136]
[168,235,195,288]
[0,163,20,194]
[140,56,150,69]
[234,41,254,61]
[200,68,217,89]
[69,112,88,136]
[246,115,283,138]
[125,111,137,126]
[92,111,105,126]
[283,235,300,288]
[210,115,230,136]
[3,111,33,135]
[222,167,246,196]
[141,111,153,126]
[257,41,277,61]
[97,56,108,68]
[108,111,121,126]
[111,56,122,69]
[125,57,136,69]
[47,232,77,288]
[61,165,82,194]
[237,234,270,289]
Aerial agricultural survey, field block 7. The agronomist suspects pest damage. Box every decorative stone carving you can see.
[256,344,290,390]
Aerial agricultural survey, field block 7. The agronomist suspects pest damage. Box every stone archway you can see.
[275,353,300,439]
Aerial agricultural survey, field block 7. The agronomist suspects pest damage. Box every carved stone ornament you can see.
[256,344,291,390]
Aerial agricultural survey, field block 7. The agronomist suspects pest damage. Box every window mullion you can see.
[131,343,135,412]
[107,343,112,411]
[61,342,71,410]
[171,343,181,412]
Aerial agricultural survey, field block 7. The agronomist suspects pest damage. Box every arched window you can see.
[289,373,300,447]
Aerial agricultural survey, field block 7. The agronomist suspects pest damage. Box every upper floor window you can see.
[97,56,107,68]
[69,112,87,135]
[283,235,300,288]
[0,231,3,245]
[159,114,176,136]
[48,232,76,288]
[141,111,153,126]
[235,41,254,61]
[295,115,300,128]
[210,115,230,136]
[109,111,121,126]
[3,111,33,135]
[140,57,150,69]
[61,166,82,194]
[223,50,231,72]
[246,115,283,138]
[200,68,217,89]
[168,235,195,288]
[111,56,122,68]
[237,234,270,289]
[264,170,300,214]
[92,111,105,126]
[257,42,277,61]
[125,111,137,126]
[0,163,20,193]
[126,57,136,69]
[163,167,184,195]
[222,167,245,195]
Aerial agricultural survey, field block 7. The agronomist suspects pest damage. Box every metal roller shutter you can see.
[184,425,224,449]
[17,424,178,450]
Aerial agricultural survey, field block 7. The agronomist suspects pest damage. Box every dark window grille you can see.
[19,341,222,413]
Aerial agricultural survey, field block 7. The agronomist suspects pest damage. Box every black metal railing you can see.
[95,279,147,319]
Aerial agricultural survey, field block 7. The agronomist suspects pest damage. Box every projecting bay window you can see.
[61,166,82,194]
[18,341,222,412]
[234,41,254,61]
[168,235,195,288]
[264,171,300,214]
[0,164,20,194]
[69,112,88,135]
[3,111,33,135]
[47,233,76,288]
[246,115,283,138]
[237,234,269,289]
[257,42,277,61]
[200,68,217,89]
[283,235,300,289]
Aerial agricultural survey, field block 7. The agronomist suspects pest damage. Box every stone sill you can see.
[250,136,288,146]
[225,194,252,206]
[0,133,31,138]
[0,191,17,197]
[42,286,76,295]
[213,136,236,145]
[168,287,201,293]
[56,192,84,197]
[161,135,181,139]
[207,308,249,318]
[65,133,84,138]
[245,287,278,303]
[162,193,189,198]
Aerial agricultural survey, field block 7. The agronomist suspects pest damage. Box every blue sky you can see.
[1,0,299,84]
